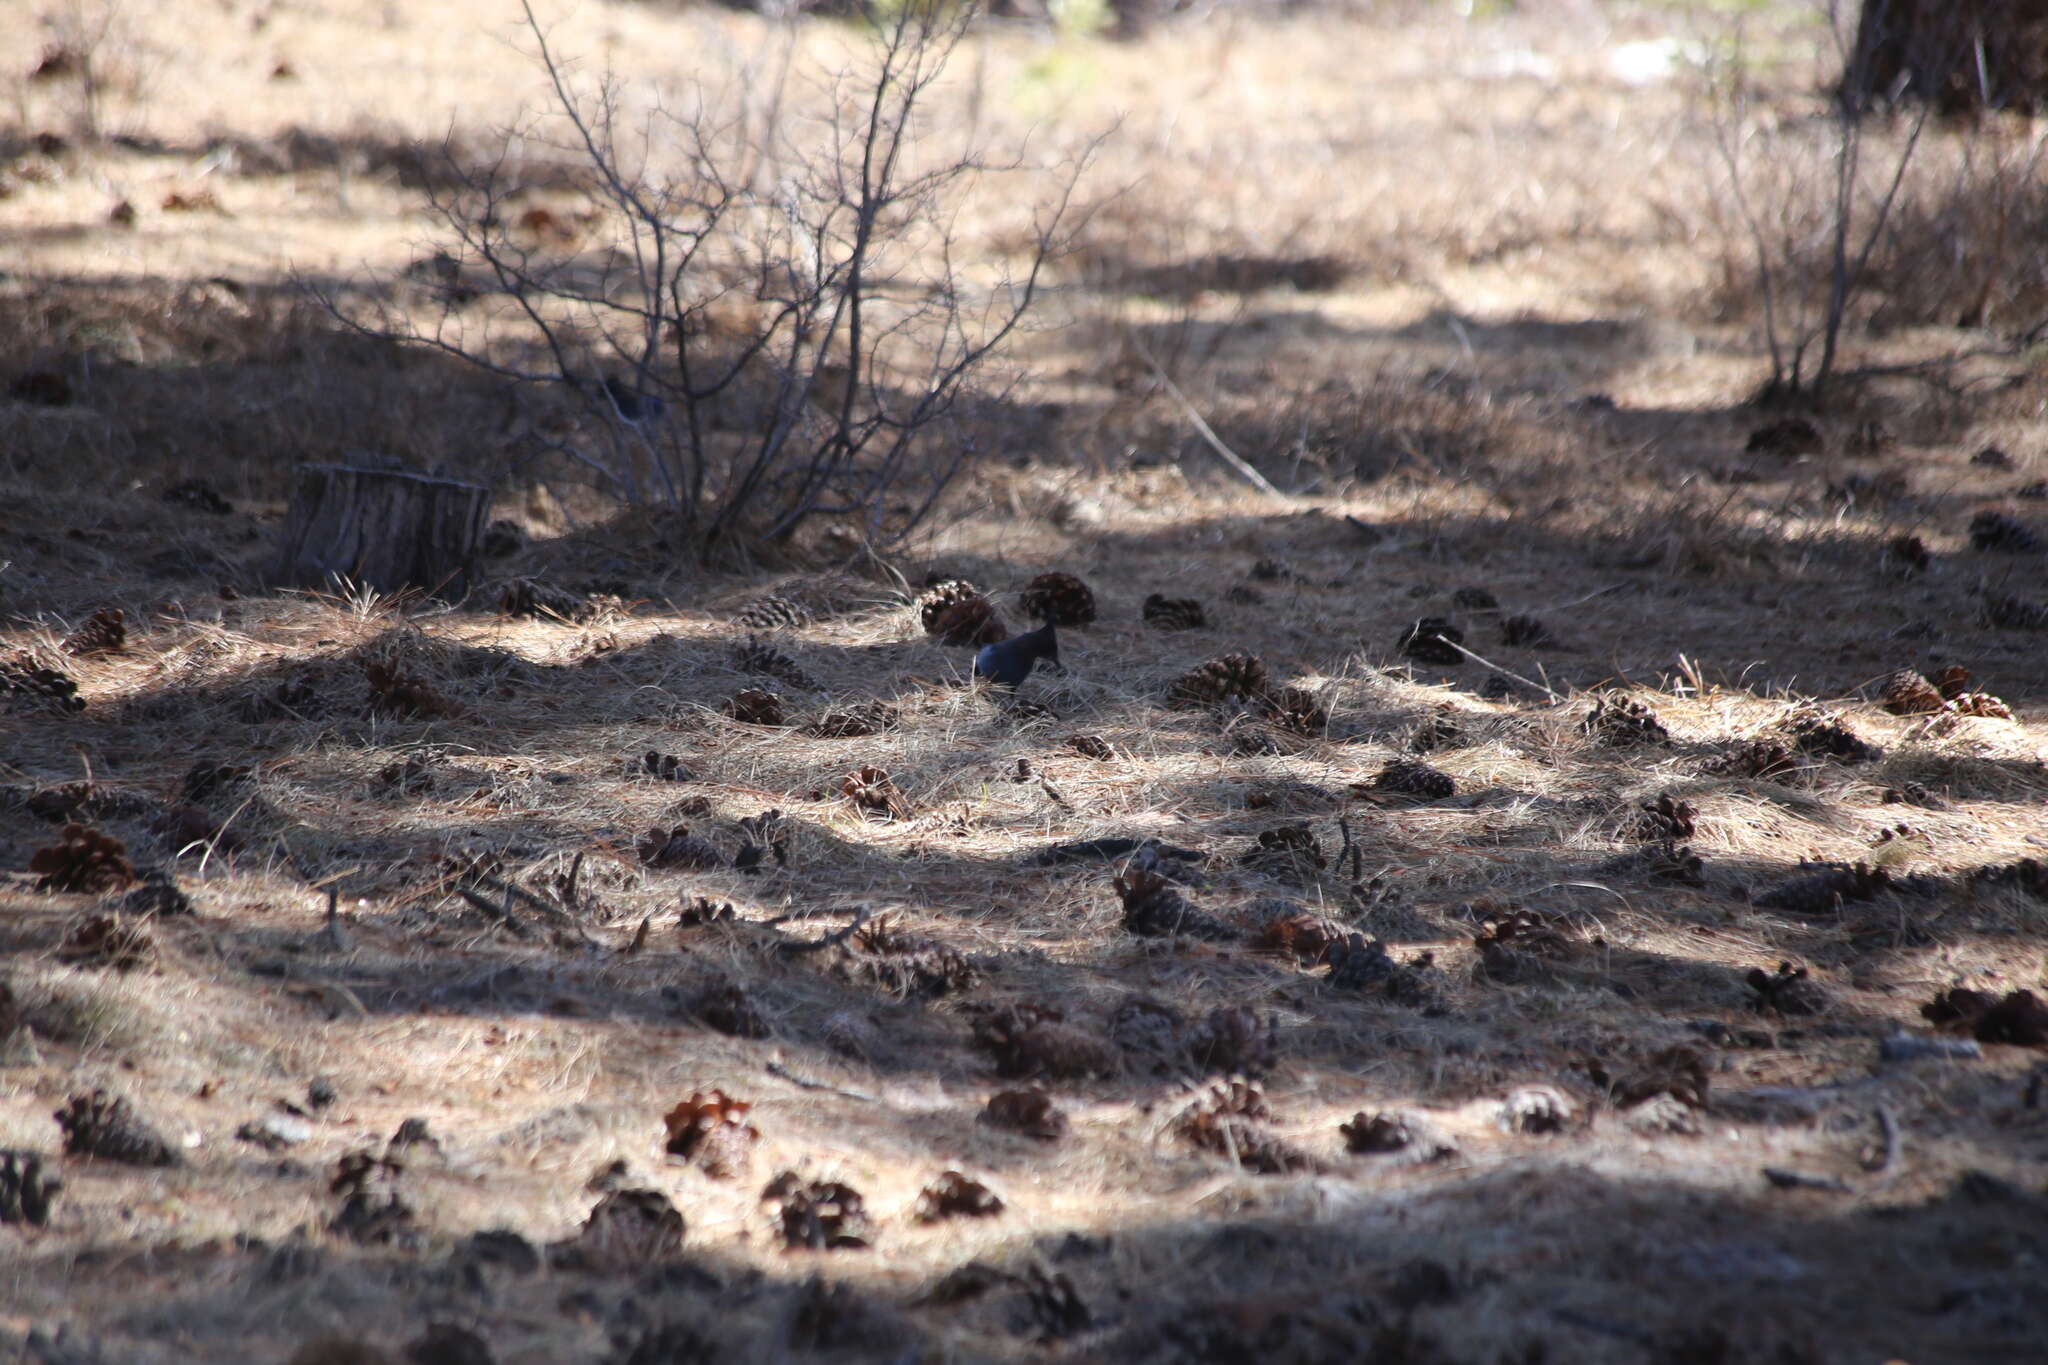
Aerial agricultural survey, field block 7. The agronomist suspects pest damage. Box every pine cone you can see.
[54,1090,180,1166]
[1177,1080,1315,1174]
[363,660,457,718]
[1878,669,1943,715]
[1969,510,2041,553]
[1341,1110,1457,1162]
[839,765,903,818]
[1368,759,1455,800]
[691,981,769,1038]
[1746,961,1828,1015]
[1582,691,1670,746]
[1452,586,1500,610]
[1884,535,1931,574]
[576,1188,688,1267]
[1631,793,1697,841]
[1704,737,1799,781]
[61,608,126,656]
[1325,934,1441,1007]
[1970,858,2048,899]
[1168,653,1269,708]
[1142,594,1206,630]
[56,913,155,970]
[1260,685,1329,735]
[731,595,811,630]
[762,1172,870,1251]
[1020,572,1096,627]
[1066,733,1114,760]
[917,579,983,633]
[1499,613,1549,646]
[927,595,1007,647]
[1745,416,1822,456]
[1112,867,1238,940]
[1,652,85,712]
[1250,910,1345,966]
[969,1004,1117,1079]
[1398,617,1465,666]
[636,826,725,870]
[499,577,595,622]
[914,1172,1005,1222]
[29,824,134,893]
[1948,691,2014,720]
[661,1091,759,1179]
[732,636,818,689]
[723,688,786,726]
[1782,705,1881,763]
[1184,1005,1277,1077]
[980,1089,1066,1140]
[1753,861,1890,915]
[1109,996,1185,1070]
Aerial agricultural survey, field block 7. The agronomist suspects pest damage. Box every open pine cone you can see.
[1260,685,1329,735]
[662,1090,759,1179]
[918,579,983,632]
[1142,594,1206,630]
[731,595,811,630]
[30,824,135,893]
[61,608,126,657]
[840,765,904,818]
[927,595,1006,648]
[1168,653,1270,708]
[1020,572,1096,627]
[723,688,787,726]
[1878,669,1943,715]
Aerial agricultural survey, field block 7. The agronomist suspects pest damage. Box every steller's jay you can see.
[974,622,1060,688]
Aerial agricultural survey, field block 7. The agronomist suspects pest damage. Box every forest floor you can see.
[2,2,2046,1362]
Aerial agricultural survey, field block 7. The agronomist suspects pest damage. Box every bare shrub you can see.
[322,1,1089,563]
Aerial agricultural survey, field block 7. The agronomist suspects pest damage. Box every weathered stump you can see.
[1847,0,2048,113]
[270,465,489,598]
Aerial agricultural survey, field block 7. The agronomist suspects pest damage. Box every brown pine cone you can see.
[61,608,126,656]
[1168,653,1269,708]
[1878,669,1942,715]
[29,824,134,893]
[1142,594,1206,630]
[1020,572,1096,627]
[927,596,1007,648]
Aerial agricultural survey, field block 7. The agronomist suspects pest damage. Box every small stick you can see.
[478,875,573,924]
[456,886,532,939]
[765,1060,876,1103]
[1762,1166,1852,1193]
[1445,638,1563,702]
[563,851,584,909]
[1124,328,1288,502]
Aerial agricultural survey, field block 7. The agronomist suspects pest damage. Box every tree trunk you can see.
[1848,0,2048,114]
[270,465,489,599]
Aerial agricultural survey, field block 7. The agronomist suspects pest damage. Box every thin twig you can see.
[1123,327,1288,501]
[455,886,532,939]
[765,1060,877,1103]
[562,851,584,910]
[1444,639,1563,702]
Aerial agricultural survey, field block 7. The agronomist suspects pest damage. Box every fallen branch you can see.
[1862,1105,1900,1174]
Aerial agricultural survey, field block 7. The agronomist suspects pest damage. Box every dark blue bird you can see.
[974,622,1060,689]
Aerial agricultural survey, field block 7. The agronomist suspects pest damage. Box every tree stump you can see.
[1847,1,2048,113]
[270,465,489,598]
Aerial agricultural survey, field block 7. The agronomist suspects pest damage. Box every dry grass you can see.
[2,2,2047,1362]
